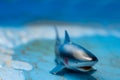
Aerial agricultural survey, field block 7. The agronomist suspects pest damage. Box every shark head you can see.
[60,30,98,72]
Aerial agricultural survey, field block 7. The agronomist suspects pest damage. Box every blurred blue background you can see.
[0,0,120,26]
[0,1,120,80]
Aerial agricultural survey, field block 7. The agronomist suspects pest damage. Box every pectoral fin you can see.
[50,65,65,74]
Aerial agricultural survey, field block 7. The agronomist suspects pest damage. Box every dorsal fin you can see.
[64,30,70,43]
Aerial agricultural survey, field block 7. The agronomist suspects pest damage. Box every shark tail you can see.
[54,26,61,64]
[54,26,61,45]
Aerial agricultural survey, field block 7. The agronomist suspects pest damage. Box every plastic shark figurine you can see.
[50,27,98,74]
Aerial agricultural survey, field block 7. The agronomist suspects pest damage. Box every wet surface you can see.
[12,36,120,80]
[0,27,119,80]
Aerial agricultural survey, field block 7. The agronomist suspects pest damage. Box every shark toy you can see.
[50,27,98,74]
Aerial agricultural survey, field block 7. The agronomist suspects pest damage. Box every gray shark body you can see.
[50,28,98,74]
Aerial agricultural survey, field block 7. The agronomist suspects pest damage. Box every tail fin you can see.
[54,26,61,45]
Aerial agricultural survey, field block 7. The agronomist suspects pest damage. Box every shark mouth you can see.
[78,66,92,71]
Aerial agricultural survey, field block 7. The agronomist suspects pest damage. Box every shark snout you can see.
[91,56,98,62]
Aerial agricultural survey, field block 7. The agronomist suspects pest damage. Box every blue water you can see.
[12,35,120,80]
[0,0,120,26]
[0,0,120,79]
